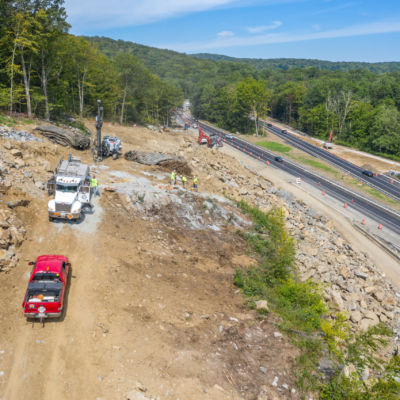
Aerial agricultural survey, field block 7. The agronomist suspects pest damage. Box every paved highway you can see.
[194,120,400,237]
[260,121,400,202]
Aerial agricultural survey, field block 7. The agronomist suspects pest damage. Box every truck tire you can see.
[49,216,54,222]
[112,153,118,160]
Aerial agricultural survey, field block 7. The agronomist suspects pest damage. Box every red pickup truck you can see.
[22,255,70,319]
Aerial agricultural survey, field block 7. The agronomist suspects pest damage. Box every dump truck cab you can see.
[47,156,91,221]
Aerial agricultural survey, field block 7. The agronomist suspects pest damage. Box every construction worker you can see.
[182,175,187,188]
[171,169,177,185]
[193,176,198,191]
[91,175,100,196]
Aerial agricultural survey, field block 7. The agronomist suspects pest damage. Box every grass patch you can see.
[257,141,292,153]
[295,156,341,177]
[0,114,17,127]
[235,201,400,398]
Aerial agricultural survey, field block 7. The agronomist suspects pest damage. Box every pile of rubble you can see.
[185,144,400,340]
[35,124,90,149]
[0,207,25,271]
[0,126,42,142]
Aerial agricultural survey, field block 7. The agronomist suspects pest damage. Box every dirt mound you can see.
[124,150,192,175]
[159,159,192,176]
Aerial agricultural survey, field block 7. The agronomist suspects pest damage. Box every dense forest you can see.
[192,53,400,73]
[0,1,183,125]
[90,36,400,159]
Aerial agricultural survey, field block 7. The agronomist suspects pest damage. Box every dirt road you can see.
[0,125,300,400]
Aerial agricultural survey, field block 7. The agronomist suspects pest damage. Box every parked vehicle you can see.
[22,255,70,320]
[323,142,333,149]
[47,156,92,221]
[362,170,374,177]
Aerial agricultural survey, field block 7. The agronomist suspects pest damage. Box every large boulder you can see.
[35,125,90,149]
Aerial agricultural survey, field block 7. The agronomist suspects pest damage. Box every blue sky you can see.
[65,0,400,62]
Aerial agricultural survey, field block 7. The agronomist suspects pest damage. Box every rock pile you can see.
[124,150,192,175]
[0,126,42,142]
[0,208,25,271]
[35,124,90,149]
[185,144,400,340]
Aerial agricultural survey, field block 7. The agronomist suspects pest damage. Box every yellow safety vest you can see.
[182,176,187,182]
[193,177,198,184]
[90,178,98,188]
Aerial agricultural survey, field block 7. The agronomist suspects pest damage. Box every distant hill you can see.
[191,53,400,73]
[85,36,257,96]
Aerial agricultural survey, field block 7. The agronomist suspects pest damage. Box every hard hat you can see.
[174,169,176,172]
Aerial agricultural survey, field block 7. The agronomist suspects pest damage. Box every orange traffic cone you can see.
[378,224,382,230]
[362,218,365,225]
[344,203,347,208]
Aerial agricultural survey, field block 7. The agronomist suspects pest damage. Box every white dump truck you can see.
[47,156,92,221]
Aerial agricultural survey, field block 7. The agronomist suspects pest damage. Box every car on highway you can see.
[281,129,287,134]
[22,255,70,319]
[192,123,198,129]
[225,134,233,139]
[362,170,374,177]
[267,123,272,127]
[275,156,283,162]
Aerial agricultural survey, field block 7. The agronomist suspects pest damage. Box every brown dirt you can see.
[0,122,301,400]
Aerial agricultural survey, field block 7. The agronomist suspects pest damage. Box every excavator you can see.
[198,126,223,148]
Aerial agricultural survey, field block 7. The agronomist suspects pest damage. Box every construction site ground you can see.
[0,121,399,400]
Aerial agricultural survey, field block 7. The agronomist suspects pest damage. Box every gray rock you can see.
[355,271,368,280]
[255,300,269,311]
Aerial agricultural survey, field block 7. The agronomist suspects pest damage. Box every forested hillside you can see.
[192,53,400,73]
[87,36,400,159]
[0,1,183,125]
[86,36,258,97]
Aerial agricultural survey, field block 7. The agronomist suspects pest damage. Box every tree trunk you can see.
[40,51,50,120]
[77,68,87,118]
[20,50,32,118]
[120,81,128,124]
[9,39,19,117]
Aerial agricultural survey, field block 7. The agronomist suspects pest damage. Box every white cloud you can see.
[247,21,282,33]
[218,30,235,37]
[162,20,400,52]
[65,0,236,29]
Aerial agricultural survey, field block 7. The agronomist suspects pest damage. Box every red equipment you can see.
[22,255,70,320]
[198,126,223,148]
[198,126,211,146]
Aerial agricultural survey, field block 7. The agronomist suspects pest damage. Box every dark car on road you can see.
[281,129,287,134]
[362,170,374,177]
[275,156,283,162]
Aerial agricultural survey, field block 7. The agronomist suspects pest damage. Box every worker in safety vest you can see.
[193,176,198,191]
[182,176,187,188]
[171,170,177,185]
[90,175,100,196]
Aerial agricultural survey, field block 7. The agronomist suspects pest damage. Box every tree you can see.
[370,104,400,156]
[236,78,270,134]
